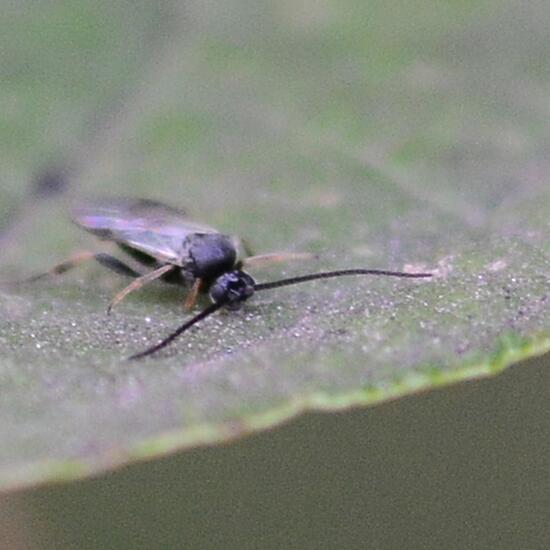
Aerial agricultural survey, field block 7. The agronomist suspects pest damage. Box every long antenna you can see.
[254,268,432,292]
[129,268,432,359]
[128,301,225,360]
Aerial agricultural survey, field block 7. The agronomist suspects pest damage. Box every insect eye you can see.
[208,279,227,304]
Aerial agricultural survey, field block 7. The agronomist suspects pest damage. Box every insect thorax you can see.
[182,233,237,282]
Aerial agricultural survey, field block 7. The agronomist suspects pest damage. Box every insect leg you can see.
[241,252,318,269]
[107,264,176,315]
[7,252,141,285]
[94,253,142,278]
[24,251,96,282]
[183,278,203,311]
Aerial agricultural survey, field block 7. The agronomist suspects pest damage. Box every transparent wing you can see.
[71,198,220,266]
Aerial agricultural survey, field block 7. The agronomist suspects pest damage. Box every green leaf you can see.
[1,1,549,490]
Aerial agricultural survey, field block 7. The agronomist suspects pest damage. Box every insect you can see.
[18,198,432,359]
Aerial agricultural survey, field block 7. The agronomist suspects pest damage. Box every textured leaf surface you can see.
[0,0,549,489]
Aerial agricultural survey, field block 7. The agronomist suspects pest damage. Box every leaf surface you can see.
[0,0,549,489]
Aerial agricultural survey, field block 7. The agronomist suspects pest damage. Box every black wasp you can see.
[22,198,432,359]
